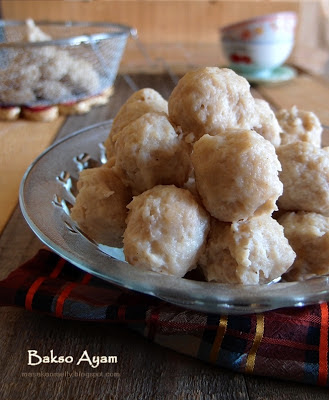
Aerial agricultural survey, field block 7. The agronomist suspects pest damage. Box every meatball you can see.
[64,59,100,95]
[114,112,191,195]
[71,164,132,247]
[104,88,168,157]
[168,67,258,143]
[254,98,281,147]
[25,18,52,42]
[40,50,73,81]
[35,80,71,102]
[191,129,283,222]
[200,215,296,284]
[5,64,41,90]
[277,142,329,215]
[279,211,329,281]
[123,185,210,276]
[276,105,322,147]
[0,87,36,105]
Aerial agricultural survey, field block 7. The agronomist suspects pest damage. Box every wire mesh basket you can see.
[0,20,133,109]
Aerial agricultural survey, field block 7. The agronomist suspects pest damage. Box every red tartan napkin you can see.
[0,249,328,386]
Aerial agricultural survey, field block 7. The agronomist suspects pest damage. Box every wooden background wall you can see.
[1,0,327,50]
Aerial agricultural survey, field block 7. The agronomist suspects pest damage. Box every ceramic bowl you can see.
[220,11,297,79]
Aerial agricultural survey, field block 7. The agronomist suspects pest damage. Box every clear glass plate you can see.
[19,120,329,315]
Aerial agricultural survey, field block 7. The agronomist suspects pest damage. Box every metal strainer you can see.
[0,20,133,107]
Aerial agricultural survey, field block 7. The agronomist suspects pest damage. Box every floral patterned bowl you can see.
[220,12,297,79]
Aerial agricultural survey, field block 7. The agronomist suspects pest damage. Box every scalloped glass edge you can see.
[18,120,329,314]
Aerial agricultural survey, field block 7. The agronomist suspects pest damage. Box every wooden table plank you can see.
[257,74,329,126]
[0,308,252,400]
[0,117,65,232]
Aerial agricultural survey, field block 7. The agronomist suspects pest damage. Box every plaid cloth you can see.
[0,249,328,386]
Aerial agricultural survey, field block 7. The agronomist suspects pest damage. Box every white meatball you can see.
[2,63,41,91]
[123,185,210,277]
[279,211,329,281]
[71,165,132,247]
[0,87,36,105]
[114,112,191,195]
[35,80,71,102]
[277,142,329,215]
[168,67,258,143]
[254,98,281,147]
[40,50,73,81]
[200,215,296,284]
[64,59,100,95]
[24,19,52,42]
[191,129,283,222]
[105,88,168,157]
[276,106,322,147]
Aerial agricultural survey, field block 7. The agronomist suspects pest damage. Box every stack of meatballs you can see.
[71,67,328,285]
[0,20,110,121]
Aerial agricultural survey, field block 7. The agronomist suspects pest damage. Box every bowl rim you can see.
[0,19,134,48]
[221,37,295,45]
[220,11,297,34]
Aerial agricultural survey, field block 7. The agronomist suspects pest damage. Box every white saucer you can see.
[233,65,297,85]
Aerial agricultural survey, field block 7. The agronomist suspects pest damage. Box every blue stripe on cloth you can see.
[215,348,247,371]
[304,325,320,385]
[197,314,220,361]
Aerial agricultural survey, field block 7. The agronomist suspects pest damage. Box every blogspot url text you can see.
[21,371,120,378]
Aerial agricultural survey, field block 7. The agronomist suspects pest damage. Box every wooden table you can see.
[1,54,329,399]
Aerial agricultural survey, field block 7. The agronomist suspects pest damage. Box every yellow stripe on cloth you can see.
[209,314,228,364]
[245,313,265,374]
